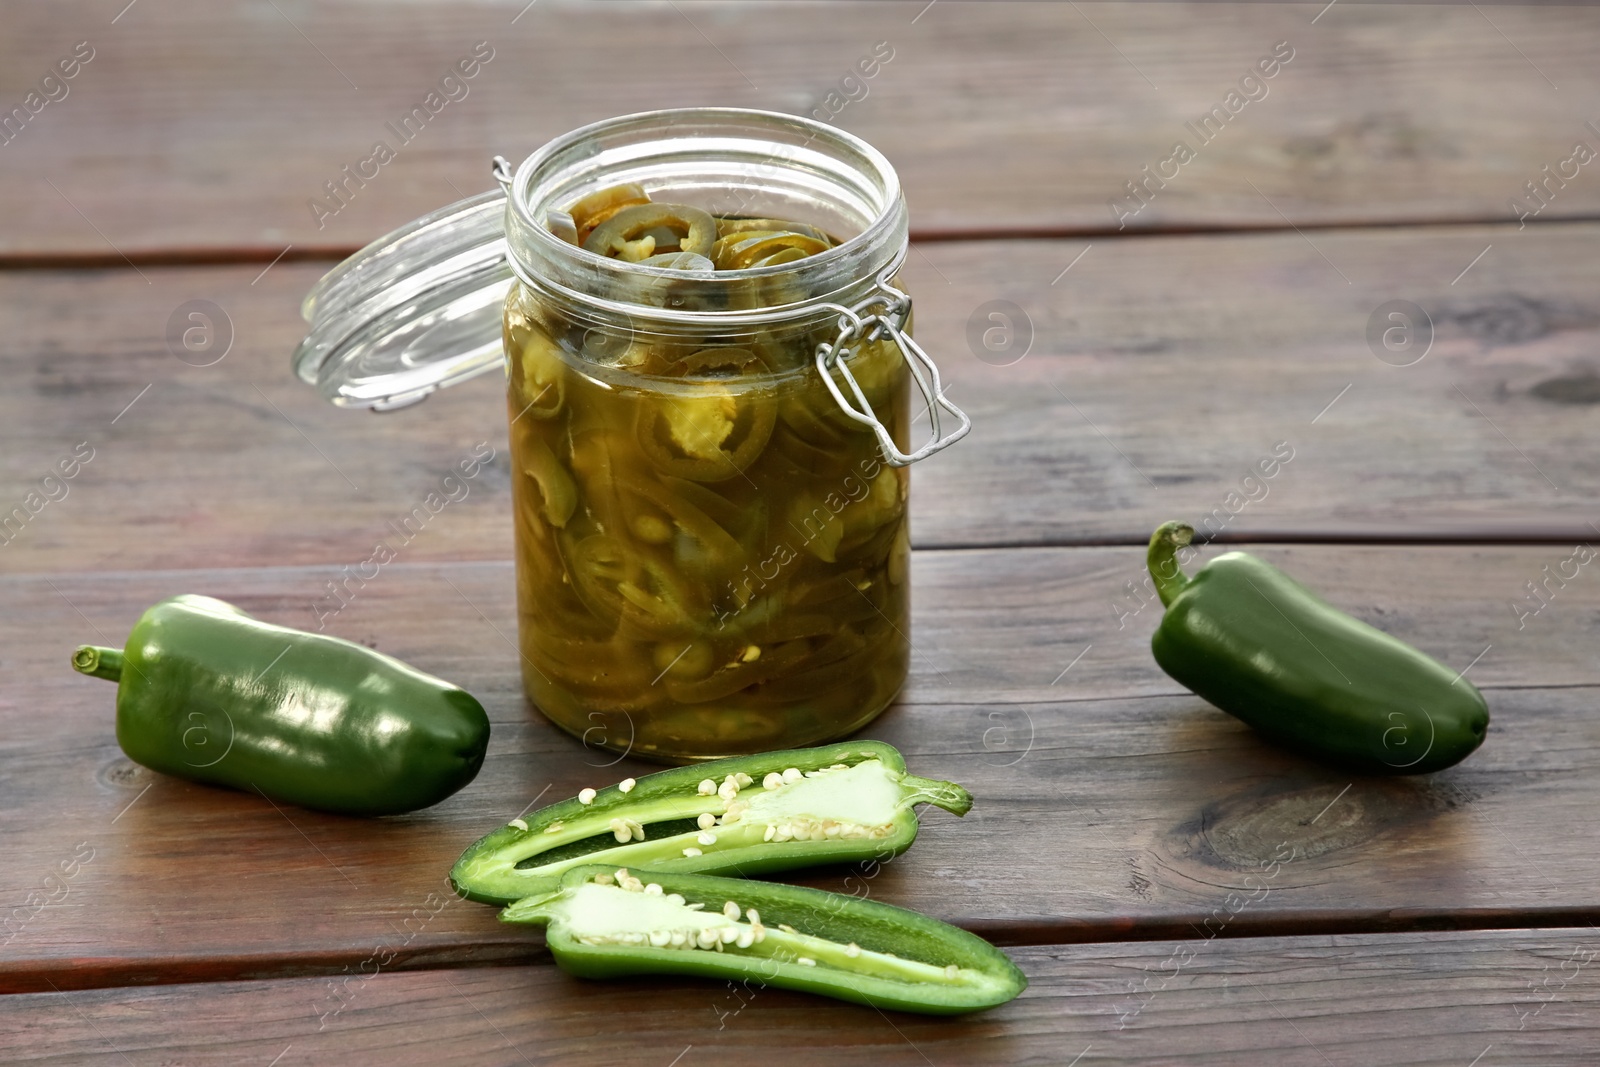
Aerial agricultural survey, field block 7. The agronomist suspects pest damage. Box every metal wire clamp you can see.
[814,261,971,467]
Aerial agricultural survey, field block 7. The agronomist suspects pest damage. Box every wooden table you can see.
[4,3,1598,1062]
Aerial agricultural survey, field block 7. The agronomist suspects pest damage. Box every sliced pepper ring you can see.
[519,434,578,528]
[613,554,703,640]
[662,638,813,705]
[639,251,716,272]
[584,203,718,262]
[634,352,778,481]
[669,346,762,377]
[709,230,831,271]
[714,217,834,245]
[616,476,745,579]
[563,533,632,626]
[546,209,579,246]
[568,183,651,244]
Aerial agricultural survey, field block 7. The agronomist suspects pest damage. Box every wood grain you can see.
[911,222,1600,548]
[4,221,1600,574]
[4,929,1598,1065]
[3,3,1599,256]
[2,544,1596,990]
[6,0,1598,1055]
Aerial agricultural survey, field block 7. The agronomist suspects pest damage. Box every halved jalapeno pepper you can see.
[502,865,1026,1014]
[450,740,971,905]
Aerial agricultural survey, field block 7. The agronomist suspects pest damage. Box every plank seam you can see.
[7,909,1600,997]
[2,213,1598,271]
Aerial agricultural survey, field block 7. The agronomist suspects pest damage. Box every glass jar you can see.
[293,109,968,763]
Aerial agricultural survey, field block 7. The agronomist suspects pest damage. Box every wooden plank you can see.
[913,222,1600,548]
[2,545,1597,989]
[3,929,1598,1064]
[4,2,1600,256]
[5,221,1600,575]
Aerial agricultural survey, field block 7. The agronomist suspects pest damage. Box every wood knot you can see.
[1530,373,1600,405]
[1169,776,1482,873]
[1435,293,1553,347]
[1201,785,1371,866]
[98,757,153,791]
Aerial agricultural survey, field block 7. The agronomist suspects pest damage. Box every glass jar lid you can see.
[293,188,511,410]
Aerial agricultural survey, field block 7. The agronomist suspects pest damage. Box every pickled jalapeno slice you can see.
[750,245,811,268]
[639,251,716,272]
[615,554,703,640]
[714,217,834,245]
[554,188,836,274]
[584,203,719,262]
[521,435,578,528]
[564,533,632,625]
[709,231,831,271]
[569,183,651,243]
[547,209,580,246]
[616,477,745,576]
[670,346,762,377]
[635,370,778,483]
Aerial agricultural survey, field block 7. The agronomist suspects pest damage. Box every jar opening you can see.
[505,108,908,324]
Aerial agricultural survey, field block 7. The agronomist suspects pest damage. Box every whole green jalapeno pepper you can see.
[1146,521,1489,774]
[72,595,491,816]
[451,740,971,905]
[502,865,1026,1014]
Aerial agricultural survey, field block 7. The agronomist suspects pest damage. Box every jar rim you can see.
[504,107,907,324]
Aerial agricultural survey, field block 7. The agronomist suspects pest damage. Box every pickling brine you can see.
[506,276,912,761]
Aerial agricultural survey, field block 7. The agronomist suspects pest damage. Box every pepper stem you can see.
[898,774,973,817]
[72,645,123,683]
[1147,521,1195,609]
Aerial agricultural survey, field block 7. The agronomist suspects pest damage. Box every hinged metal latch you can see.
[813,255,971,466]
